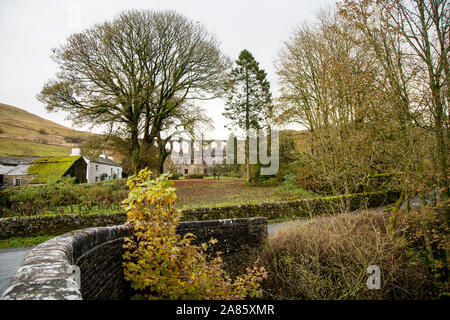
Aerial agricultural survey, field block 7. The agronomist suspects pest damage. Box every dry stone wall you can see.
[0,190,399,240]
[1,217,267,300]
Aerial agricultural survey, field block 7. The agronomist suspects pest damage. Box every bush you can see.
[229,172,241,178]
[169,173,181,180]
[260,211,436,299]
[63,136,83,144]
[271,173,317,200]
[122,168,267,299]
[282,173,297,188]
[1,178,128,217]
[261,177,280,187]
[7,177,79,211]
[401,201,449,297]
[274,185,318,200]
[185,173,204,179]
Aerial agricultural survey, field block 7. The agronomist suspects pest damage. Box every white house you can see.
[71,148,123,183]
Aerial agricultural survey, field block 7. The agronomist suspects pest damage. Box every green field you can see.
[0,137,70,156]
[173,177,317,209]
[0,102,96,157]
[0,235,57,248]
[1,177,317,217]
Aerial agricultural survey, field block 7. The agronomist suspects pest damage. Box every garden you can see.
[0,174,318,218]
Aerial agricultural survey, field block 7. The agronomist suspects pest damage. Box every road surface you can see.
[0,247,31,296]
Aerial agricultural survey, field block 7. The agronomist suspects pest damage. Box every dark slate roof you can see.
[0,157,40,166]
[2,164,31,175]
[84,156,121,167]
[0,165,15,175]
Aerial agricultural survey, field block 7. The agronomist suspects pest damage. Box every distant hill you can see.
[0,103,97,157]
[280,129,311,154]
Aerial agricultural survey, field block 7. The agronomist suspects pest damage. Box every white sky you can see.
[0,0,337,140]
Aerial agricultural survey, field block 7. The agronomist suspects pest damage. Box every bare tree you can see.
[339,0,449,201]
[276,11,390,198]
[390,0,449,198]
[38,10,230,172]
[154,102,212,174]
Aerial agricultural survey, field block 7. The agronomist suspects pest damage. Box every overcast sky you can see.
[0,0,337,139]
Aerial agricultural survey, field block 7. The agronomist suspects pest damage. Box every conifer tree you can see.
[223,49,272,182]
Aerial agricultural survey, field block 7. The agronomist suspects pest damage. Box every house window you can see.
[95,165,98,171]
[95,176,98,182]
[184,169,188,174]
[14,178,21,186]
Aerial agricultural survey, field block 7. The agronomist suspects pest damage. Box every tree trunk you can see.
[157,137,170,175]
[130,127,140,174]
[245,65,250,183]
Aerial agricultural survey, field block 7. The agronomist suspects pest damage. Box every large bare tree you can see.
[339,0,449,200]
[38,9,230,172]
[276,11,391,197]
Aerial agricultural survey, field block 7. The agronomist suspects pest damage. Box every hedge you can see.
[184,173,204,179]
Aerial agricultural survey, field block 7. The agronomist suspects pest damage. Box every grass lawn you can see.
[0,235,57,248]
[0,178,317,246]
[173,177,317,209]
[2,176,318,218]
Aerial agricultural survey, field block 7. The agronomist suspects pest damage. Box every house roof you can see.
[3,164,31,175]
[28,156,82,184]
[84,156,121,167]
[0,164,15,175]
[0,157,39,166]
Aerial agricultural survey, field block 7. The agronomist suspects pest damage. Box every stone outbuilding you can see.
[0,150,123,188]
[0,164,34,187]
[0,156,86,187]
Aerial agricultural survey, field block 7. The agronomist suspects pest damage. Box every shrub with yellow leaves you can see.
[122,168,267,300]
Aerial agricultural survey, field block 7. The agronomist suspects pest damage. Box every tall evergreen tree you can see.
[223,49,272,182]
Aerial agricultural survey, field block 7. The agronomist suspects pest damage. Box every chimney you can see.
[99,154,107,159]
[71,148,81,156]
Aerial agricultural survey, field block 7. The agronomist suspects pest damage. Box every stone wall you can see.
[1,217,267,300]
[3,174,38,187]
[0,213,126,239]
[181,190,400,221]
[0,190,399,240]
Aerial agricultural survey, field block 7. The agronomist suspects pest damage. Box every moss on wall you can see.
[0,190,399,239]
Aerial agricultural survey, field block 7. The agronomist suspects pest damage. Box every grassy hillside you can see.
[0,137,70,156]
[0,103,96,157]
